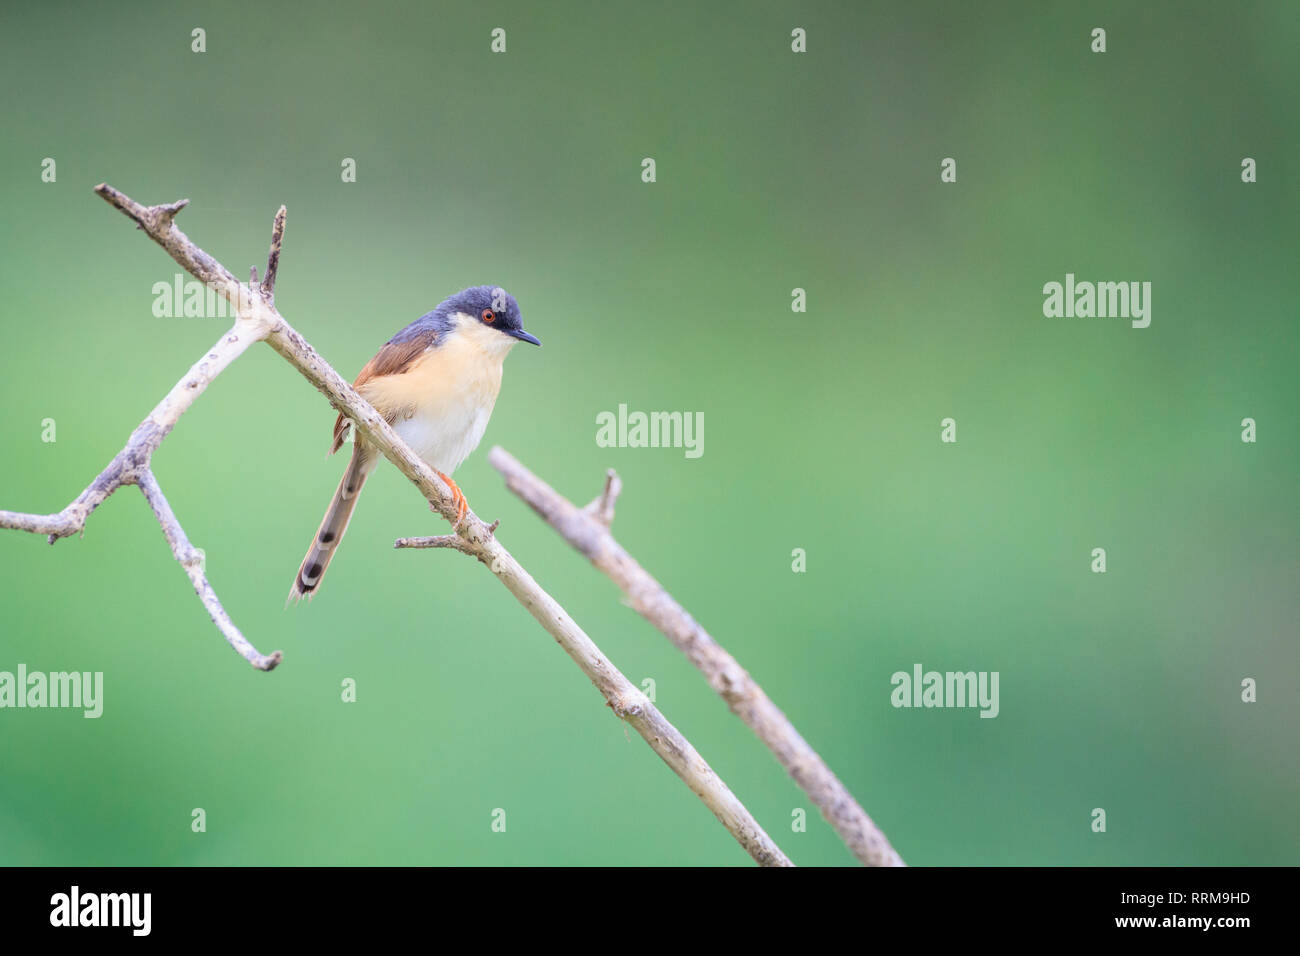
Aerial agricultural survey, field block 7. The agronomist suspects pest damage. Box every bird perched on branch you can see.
[289,286,540,601]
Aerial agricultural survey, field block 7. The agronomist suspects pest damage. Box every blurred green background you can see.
[1,1,1297,866]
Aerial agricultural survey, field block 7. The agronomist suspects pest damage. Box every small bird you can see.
[289,285,540,601]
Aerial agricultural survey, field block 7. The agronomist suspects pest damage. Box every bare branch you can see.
[0,446,134,543]
[1,220,281,670]
[488,447,904,866]
[94,185,243,301]
[137,470,282,671]
[1,200,280,671]
[1,184,791,865]
[394,534,476,555]
[399,517,794,865]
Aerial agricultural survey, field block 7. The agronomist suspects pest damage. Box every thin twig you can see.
[488,447,904,866]
[394,534,476,555]
[262,205,286,296]
[0,184,792,866]
[137,469,282,671]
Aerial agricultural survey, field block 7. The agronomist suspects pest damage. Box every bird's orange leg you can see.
[434,470,468,529]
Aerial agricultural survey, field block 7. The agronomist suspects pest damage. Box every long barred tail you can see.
[288,445,375,603]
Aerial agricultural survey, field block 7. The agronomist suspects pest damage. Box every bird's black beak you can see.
[506,328,542,346]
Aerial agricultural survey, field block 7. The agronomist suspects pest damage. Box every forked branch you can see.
[0,224,281,670]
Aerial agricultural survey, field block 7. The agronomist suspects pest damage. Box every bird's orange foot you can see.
[436,470,468,530]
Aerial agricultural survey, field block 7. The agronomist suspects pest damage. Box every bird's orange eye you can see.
[482,308,495,323]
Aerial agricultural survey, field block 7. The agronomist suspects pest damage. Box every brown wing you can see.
[329,331,438,454]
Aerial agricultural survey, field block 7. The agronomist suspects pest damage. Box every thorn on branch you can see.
[262,206,286,296]
[584,469,622,527]
[155,199,189,225]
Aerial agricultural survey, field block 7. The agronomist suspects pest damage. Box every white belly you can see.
[393,399,494,476]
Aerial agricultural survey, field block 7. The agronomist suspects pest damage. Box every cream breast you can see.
[362,311,516,475]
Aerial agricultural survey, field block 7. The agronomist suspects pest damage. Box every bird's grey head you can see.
[433,285,540,347]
